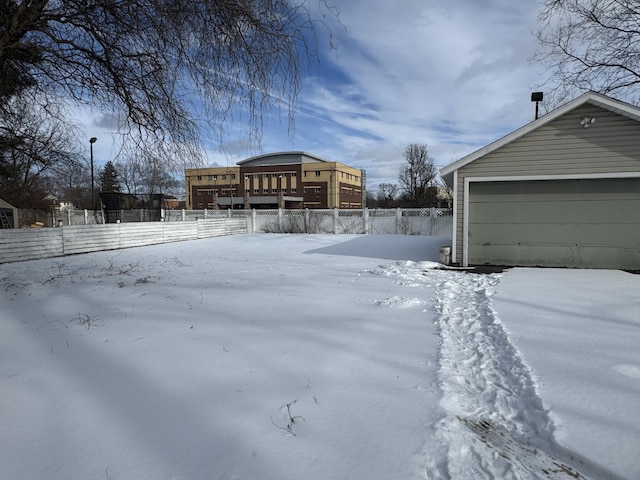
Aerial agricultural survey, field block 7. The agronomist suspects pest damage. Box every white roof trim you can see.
[440,91,640,180]
[464,172,640,183]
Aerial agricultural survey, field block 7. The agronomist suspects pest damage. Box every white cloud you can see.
[267,0,545,188]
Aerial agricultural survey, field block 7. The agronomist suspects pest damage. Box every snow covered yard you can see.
[1,234,639,480]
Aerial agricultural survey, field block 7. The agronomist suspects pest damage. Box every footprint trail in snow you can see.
[426,269,594,479]
[372,262,597,480]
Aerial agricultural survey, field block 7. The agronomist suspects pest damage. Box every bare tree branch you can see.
[1,0,337,206]
[535,0,640,105]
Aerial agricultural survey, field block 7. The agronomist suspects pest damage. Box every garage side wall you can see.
[455,104,640,268]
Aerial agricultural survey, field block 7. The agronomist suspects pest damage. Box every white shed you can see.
[0,198,18,229]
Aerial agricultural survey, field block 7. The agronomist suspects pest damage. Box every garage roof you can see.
[439,91,640,186]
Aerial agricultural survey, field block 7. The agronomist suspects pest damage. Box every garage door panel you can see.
[468,179,640,269]
[470,244,636,269]
[470,178,640,201]
[471,199,640,224]
[471,223,639,248]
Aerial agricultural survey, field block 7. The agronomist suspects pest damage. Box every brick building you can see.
[185,152,365,210]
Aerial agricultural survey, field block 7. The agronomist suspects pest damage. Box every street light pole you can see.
[89,137,97,209]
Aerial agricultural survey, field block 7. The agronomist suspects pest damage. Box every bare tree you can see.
[376,182,399,208]
[398,144,437,207]
[536,0,640,105]
[1,0,337,154]
[46,157,92,208]
[0,94,80,208]
[115,158,144,196]
[116,139,183,196]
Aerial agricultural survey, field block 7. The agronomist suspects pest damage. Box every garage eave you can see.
[439,91,640,179]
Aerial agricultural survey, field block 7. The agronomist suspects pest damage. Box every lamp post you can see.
[531,92,543,120]
[89,137,97,209]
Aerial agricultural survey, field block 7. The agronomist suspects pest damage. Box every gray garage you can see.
[440,92,640,270]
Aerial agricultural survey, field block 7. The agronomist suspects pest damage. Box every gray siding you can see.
[454,103,640,264]
[461,105,640,177]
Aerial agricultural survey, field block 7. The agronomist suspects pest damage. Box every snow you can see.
[1,233,639,480]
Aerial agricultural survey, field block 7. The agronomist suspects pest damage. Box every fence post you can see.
[84,209,89,225]
[277,208,283,231]
[333,208,339,234]
[396,208,402,234]
[67,209,71,226]
[204,209,208,220]
[363,207,369,234]
[430,207,436,235]
[304,209,310,234]
[251,209,257,233]
[181,209,186,221]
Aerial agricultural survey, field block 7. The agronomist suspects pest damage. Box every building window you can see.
[263,189,268,194]
[254,189,259,194]
[197,176,202,180]
[272,173,278,178]
[291,172,296,177]
[291,188,296,193]
[272,188,277,193]
[281,188,286,192]
[207,175,213,180]
[231,174,236,179]
[315,171,321,176]
[221,175,226,180]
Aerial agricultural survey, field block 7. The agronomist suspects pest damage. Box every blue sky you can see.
[84,0,547,192]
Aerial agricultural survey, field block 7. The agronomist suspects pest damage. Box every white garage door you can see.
[468,178,640,269]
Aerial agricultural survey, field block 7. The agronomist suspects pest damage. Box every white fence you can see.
[0,217,248,264]
[253,208,452,235]
[52,207,452,236]
[3,208,452,264]
[167,207,453,236]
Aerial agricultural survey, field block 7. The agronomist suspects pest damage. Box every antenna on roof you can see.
[531,92,543,120]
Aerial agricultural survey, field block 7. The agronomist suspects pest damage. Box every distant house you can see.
[0,198,18,229]
[440,91,640,270]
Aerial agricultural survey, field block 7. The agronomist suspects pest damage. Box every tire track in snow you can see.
[425,270,591,480]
